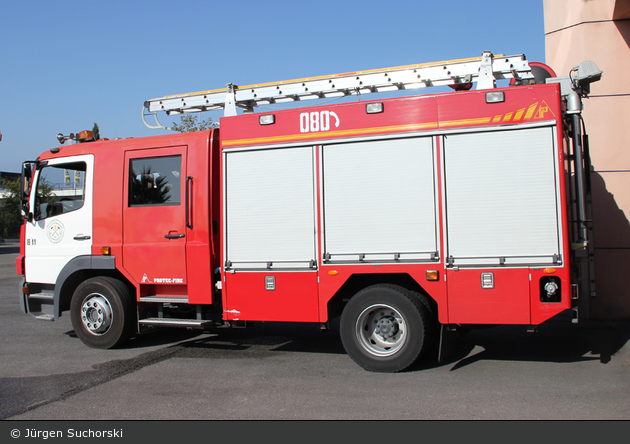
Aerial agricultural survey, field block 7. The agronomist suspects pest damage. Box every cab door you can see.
[123,147,188,287]
[25,155,94,284]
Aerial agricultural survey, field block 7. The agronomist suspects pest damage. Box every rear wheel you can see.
[70,277,134,349]
[340,284,431,372]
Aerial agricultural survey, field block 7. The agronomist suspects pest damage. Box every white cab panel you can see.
[25,155,94,283]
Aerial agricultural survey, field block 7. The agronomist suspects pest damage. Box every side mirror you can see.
[20,162,35,221]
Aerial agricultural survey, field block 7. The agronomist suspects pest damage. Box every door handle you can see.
[73,235,91,241]
[186,176,193,229]
[164,233,185,239]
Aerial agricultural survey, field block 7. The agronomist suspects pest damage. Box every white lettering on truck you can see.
[300,110,339,133]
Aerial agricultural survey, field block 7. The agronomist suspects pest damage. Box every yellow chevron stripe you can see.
[524,102,539,120]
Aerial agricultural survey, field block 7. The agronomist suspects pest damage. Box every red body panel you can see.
[224,271,319,322]
[446,268,531,324]
[16,223,26,276]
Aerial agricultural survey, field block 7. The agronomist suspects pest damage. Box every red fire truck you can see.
[17,52,602,372]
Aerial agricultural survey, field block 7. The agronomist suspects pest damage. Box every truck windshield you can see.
[34,162,86,220]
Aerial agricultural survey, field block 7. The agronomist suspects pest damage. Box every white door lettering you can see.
[300,111,340,133]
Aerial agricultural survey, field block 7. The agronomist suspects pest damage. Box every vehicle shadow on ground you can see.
[427,314,630,372]
[166,312,630,372]
[67,312,630,372]
[64,328,205,350]
[173,320,347,357]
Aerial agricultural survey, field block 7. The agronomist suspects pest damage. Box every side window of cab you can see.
[34,162,86,220]
[128,155,182,207]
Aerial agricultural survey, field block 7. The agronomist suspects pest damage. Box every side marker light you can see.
[485,91,505,103]
[259,114,275,125]
[366,102,384,114]
[426,270,439,281]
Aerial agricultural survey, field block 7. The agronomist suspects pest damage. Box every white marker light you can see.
[485,91,505,103]
[366,102,384,114]
[259,114,275,125]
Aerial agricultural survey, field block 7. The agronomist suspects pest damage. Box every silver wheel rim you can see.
[80,293,113,336]
[355,304,407,357]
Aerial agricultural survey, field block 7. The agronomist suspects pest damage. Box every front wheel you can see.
[340,284,431,372]
[70,277,134,349]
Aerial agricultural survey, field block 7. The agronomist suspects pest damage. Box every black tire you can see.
[340,284,430,372]
[70,277,134,349]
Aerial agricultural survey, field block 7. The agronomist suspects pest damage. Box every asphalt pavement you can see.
[1,239,630,421]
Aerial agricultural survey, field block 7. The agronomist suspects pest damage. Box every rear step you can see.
[138,318,215,328]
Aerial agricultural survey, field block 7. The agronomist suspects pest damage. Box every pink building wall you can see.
[544,0,630,319]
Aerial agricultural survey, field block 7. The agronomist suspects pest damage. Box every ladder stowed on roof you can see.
[142,51,535,128]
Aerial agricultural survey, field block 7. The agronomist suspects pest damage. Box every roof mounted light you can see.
[75,130,94,143]
[259,114,275,125]
[366,102,384,114]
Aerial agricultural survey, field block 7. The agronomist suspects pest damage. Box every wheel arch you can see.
[54,255,134,318]
[326,272,438,320]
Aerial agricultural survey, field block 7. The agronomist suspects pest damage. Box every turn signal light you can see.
[328,270,339,276]
[426,270,439,281]
[544,268,556,274]
[101,246,111,256]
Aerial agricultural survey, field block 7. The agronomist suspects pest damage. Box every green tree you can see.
[92,122,100,140]
[0,177,56,239]
[130,167,171,205]
[171,114,218,133]
[0,179,22,239]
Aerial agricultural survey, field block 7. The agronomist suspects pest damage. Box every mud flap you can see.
[438,325,460,363]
